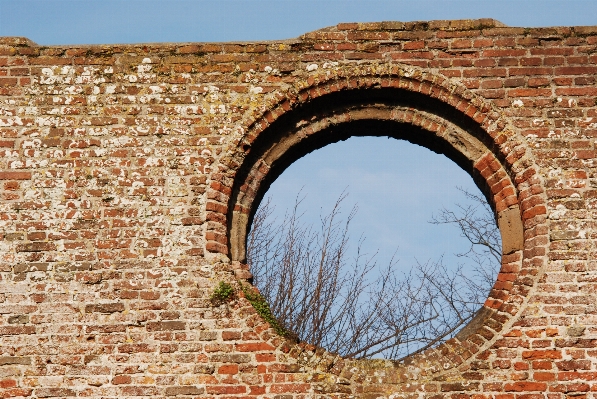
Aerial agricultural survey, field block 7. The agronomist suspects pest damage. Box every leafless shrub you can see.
[429,187,501,289]
[247,189,500,360]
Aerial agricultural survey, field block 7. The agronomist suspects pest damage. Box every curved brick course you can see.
[0,18,596,398]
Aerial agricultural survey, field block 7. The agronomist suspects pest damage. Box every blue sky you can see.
[264,138,480,270]
[0,0,596,45]
[0,0,590,269]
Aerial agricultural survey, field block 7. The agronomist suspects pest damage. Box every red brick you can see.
[222,331,241,341]
[270,383,311,393]
[555,66,597,75]
[235,342,275,352]
[0,77,17,86]
[522,350,562,360]
[504,382,547,391]
[0,171,31,180]
[206,385,246,394]
[111,375,131,385]
[218,364,238,374]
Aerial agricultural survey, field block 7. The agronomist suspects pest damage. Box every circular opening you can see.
[226,83,526,368]
[246,137,502,359]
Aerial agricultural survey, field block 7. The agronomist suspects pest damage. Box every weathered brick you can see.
[85,303,125,313]
[236,342,275,352]
[165,386,205,396]
[0,356,30,365]
[111,375,131,385]
[36,388,76,398]
[0,171,31,180]
[146,321,186,331]
[504,382,547,391]
[522,350,562,360]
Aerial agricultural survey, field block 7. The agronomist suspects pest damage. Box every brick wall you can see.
[0,18,596,398]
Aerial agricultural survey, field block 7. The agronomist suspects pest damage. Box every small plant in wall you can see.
[210,280,289,337]
[239,282,289,338]
[210,281,235,305]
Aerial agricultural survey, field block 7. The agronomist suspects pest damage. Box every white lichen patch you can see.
[548,204,566,220]
[137,63,153,74]
[0,116,24,126]
[249,86,263,95]
[209,104,227,114]
[20,107,39,115]
[41,68,55,76]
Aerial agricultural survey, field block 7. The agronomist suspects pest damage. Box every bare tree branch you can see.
[247,188,500,359]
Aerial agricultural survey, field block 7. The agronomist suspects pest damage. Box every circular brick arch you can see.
[218,65,548,376]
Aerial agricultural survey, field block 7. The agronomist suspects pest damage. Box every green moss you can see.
[211,281,235,304]
[211,281,289,337]
[239,283,288,337]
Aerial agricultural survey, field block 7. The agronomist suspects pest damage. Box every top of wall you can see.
[3,18,597,48]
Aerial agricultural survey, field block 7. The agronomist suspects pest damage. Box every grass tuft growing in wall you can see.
[211,281,235,304]
[239,283,288,337]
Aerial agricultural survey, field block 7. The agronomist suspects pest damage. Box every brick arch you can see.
[230,104,522,263]
[211,64,541,258]
[231,63,509,156]
[210,65,550,380]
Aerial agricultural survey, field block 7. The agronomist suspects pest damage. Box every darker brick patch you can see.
[16,242,56,252]
[146,321,186,331]
[164,386,204,396]
[85,303,125,313]
[7,315,28,324]
[0,356,30,365]
[35,388,76,398]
